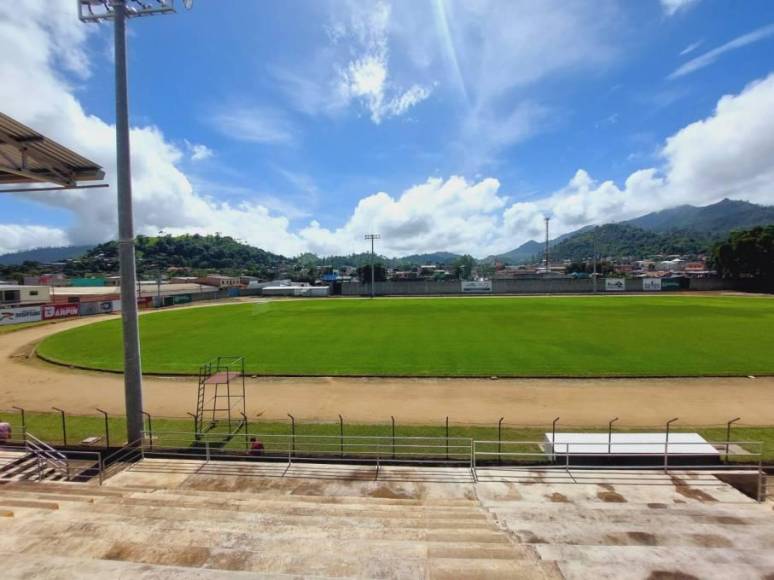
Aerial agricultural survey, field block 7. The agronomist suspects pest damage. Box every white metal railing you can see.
[140,431,475,475]
[472,439,766,502]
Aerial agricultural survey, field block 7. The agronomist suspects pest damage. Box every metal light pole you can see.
[592,227,598,293]
[364,234,380,299]
[78,0,191,445]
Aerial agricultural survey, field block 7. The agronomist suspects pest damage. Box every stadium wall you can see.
[340,277,739,296]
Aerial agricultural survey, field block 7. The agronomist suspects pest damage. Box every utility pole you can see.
[364,234,380,299]
[592,227,598,293]
[79,0,192,444]
[544,216,551,274]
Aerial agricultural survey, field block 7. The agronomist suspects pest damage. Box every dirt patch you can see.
[626,531,659,546]
[517,530,548,544]
[670,476,717,503]
[597,484,627,503]
[647,503,668,509]
[104,542,211,568]
[368,485,416,500]
[690,534,733,548]
[709,515,747,525]
[647,572,699,580]
[547,492,570,503]
[290,481,326,496]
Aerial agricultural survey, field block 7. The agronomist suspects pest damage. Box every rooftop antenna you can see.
[78,0,192,445]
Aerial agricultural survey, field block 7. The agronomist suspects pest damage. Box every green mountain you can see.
[549,224,715,261]
[67,234,288,276]
[624,199,774,234]
[498,199,774,263]
[0,245,93,266]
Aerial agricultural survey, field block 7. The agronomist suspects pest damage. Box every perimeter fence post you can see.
[390,416,395,460]
[142,411,153,450]
[725,417,740,463]
[445,417,449,461]
[498,417,504,465]
[12,406,25,439]
[96,408,110,449]
[287,414,295,458]
[339,414,344,459]
[52,407,67,446]
[665,417,678,474]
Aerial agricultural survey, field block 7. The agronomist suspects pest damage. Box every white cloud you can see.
[669,23,774,79]
[0,0,306,257]
[679,40,703,56]
[298,176,507,256]
[661,0,701,16]
[0,225,69,255]
[186,142,214,162]
[209,105,295,144]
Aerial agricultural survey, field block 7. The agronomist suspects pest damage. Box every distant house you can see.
[0,285,50,306]
[195,274,241,289]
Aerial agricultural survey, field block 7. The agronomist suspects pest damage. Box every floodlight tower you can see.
[364,234,381,299]
[543,216,551,274]
[78,0,192,444]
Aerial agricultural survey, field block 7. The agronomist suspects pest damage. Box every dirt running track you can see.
[2,306,774,427]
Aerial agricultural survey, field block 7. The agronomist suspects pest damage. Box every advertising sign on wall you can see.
[661,277,688,291]
[42,304,80,320]
[173,294,193,305]
[0,306,42,326]
[461,280,492,293]
[605,278,626,292]
[642,278,662,291]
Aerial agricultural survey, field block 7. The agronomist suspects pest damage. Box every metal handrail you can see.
[25,433,70,481]
[100,438,143,483]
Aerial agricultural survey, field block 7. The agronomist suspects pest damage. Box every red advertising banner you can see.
[42,304,80,320]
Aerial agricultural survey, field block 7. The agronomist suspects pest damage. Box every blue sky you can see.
[2,0,774,257]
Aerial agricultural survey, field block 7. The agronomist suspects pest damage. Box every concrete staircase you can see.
[0,450,68,483]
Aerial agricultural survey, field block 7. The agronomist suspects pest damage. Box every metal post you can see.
[142,411,153,450]
[11,406,25,439]
[240,412,248,450]
[96,408,110,449]
[52,407,67,446]
[338,414,344,459]
[665,417,678,473]
[608,417,619,455]
[592,227,598,293]
[113,0,145,446]
[445,416,449,461]
[205,441,210,463]
[390,416,395,460]
[498,417,504,465]
[725,417,740,462]
[551,416,560,462]
[287,413,295,457]
[187,412,198,441]
[364,234,380,299]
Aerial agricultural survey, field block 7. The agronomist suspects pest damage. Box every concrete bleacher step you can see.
[5,519,515,553]
[113,493,491,520]
[497,520,774,550]
[0,551,318,580]
[78,501,498,530]
[556,559,772,580]
[534,543,774,569]
[428,557,562,579]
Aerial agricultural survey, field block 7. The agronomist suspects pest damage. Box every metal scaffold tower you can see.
[194,357,246,438]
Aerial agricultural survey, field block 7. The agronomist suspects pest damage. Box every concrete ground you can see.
[0,459,772,578]
[3,310,774,426]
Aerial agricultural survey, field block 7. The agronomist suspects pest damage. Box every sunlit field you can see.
[36,296,774,377]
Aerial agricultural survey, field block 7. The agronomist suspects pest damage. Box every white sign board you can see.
[0,305,42,325]
[605,278,626,292]
[461,280,492,293]
[642,278,661,291]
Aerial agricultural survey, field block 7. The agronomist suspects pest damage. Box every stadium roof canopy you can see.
[0,112,105,189]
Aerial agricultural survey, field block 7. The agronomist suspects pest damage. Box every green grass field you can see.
[35,295,774,377]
